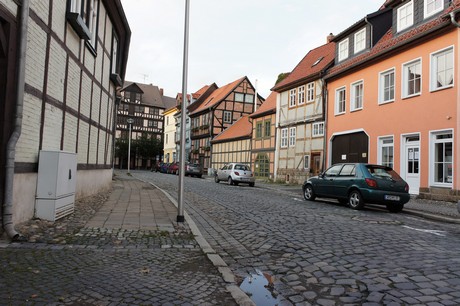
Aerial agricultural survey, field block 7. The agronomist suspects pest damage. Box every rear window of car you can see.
[234,164,249,171]
[366,166,402,181]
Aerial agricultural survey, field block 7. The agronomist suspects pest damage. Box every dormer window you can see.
[397,1,414,32]
[338,38,349,62]
[354,28,366,54]
[424,0,443,18]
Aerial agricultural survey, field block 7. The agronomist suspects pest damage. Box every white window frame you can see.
[430,129,454,186]
[312,122,324,137]
[335,86,346,115]
[378,136,394,168]
[289,89,296,107]
[298,86,305,105]
[289,127,296,147]
[430,46,454,92]
[402,58,422,99]
[304,154,311,170]
[397,0,414,32]
[306,82,315,102]
[281,128,288,148]
[338,38,349,62]
[379,68,396,104]
[223,111,232,123]
[350,80,364,111]
[354,28,366,54]
[424,0,443,18]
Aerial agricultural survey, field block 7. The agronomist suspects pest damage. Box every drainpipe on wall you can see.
[450,9,460,28]
[451,9,460,214]
[2,0,29,241]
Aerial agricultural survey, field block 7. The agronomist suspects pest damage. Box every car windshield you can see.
[366,166,402,181]
[234,164,249,171]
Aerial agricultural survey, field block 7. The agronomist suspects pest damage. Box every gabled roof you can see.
[272,42,336,92]
[189,77,246,115]
[121,81,174,109]
[250,91,276,118]
[187,83,219,114]
[193,85,210,99]
[326,0,460,80]
[211,115,252,143]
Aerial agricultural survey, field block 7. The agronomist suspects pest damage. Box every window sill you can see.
[429,84,454,93]
[378,99,395,105]
[66,12,90,40]
[401,93,421,100]
[85,40,97,57]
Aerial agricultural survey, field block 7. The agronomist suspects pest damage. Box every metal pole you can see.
[177,0,190,223]
[127,119,134,174]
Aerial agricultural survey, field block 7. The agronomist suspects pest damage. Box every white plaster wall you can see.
[15,93,41,163]
[75,169,112,198]
[12,173,37,224]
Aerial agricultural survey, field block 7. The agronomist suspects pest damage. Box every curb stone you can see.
[137,175,255,306]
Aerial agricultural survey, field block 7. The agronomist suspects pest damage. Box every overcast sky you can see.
[120,0,385,98]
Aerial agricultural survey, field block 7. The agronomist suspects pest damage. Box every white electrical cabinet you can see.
[35,150,77,221]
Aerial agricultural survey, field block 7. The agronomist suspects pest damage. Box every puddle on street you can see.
[240,270,282,306]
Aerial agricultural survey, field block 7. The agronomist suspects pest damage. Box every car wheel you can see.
[249,182,255,187]
[348,190,364,210]
[214,175,220,183]
[228,177,234,185]
[303,184,316,201]
[386,203,404,213]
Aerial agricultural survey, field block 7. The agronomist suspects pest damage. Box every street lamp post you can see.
[127,118,134,174]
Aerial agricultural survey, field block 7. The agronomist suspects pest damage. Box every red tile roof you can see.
[211,115,252,143]
[326,1,460,79]
[250,91,276,118]
[272,42,336,92]
[190,77,246,115]
[193,85,210,99]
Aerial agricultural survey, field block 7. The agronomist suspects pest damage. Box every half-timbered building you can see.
[116,82,176,169]
[188,76,263,173]
[250,91,277,179]
[0,0,130,237]
[272,40,335,183]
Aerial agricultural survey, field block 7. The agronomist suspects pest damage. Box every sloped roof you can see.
[121,81,174,109]
[190,77,246,115]
[272,42,336,92]
[193,85,210,99]
[211,115,252,143]
[250,91,276,118]
[326,0,460,80]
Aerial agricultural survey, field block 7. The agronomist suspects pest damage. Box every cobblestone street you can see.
[135,171,460,305]
[0,173,236,305]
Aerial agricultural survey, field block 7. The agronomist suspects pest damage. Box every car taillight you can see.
[365,178,378,188]
[404,183,409,193]
[234,171,240,176]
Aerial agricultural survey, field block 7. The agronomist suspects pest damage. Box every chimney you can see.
[160,88,164,96]
[327,33,334,43]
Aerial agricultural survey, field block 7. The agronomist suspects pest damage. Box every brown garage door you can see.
[331,132,369,164]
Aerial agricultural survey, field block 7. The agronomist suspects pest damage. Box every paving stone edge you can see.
[137,176,256,306]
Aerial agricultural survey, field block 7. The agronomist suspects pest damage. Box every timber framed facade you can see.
[272,41,335,184]
[0,0,130,225]
[188,76,263,173]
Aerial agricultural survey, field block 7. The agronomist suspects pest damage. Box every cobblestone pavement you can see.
[0,173,236,305]
[135,171,460,306]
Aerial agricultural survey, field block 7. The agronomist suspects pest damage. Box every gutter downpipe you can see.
[3,0,29,241]
[450,9,460,28]
[450,9,460,214]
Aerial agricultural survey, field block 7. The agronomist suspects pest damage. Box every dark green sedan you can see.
[302,163,410,212]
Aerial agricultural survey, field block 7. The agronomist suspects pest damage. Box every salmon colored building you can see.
[325,0,460,200]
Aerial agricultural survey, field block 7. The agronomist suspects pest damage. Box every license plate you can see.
[385,195,400,201]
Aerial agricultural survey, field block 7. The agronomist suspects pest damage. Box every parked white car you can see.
[214,163,255,187]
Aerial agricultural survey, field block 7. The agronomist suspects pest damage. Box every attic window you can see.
[312,57,324,67]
